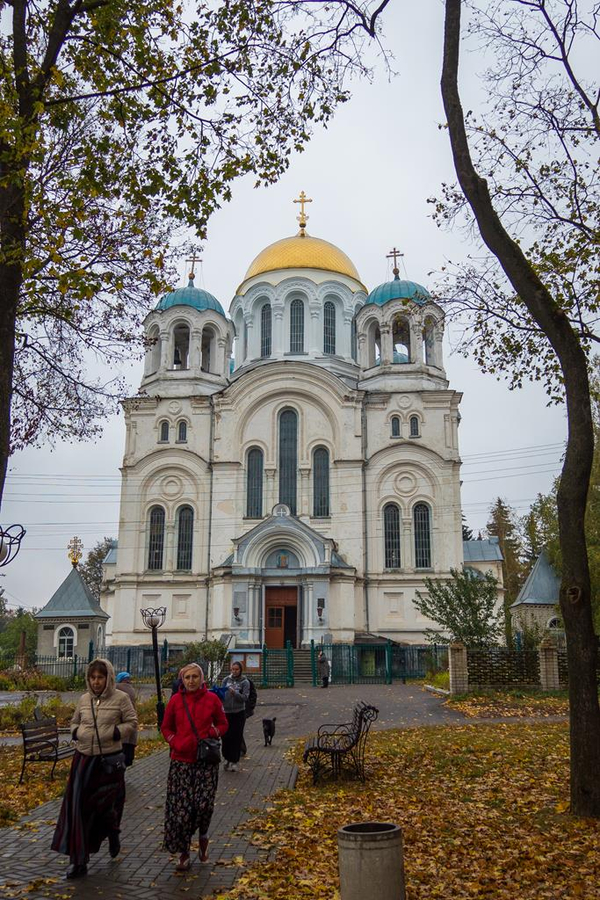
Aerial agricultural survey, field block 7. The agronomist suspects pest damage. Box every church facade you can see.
[101,202,501,651]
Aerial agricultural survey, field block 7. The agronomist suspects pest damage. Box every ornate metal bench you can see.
[303,701,379,784]
[19,716,75,784]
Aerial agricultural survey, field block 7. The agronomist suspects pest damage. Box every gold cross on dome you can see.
[67,536,84,568]
[186,249,202,279]
[386,246,404,277]
[293,191,312,231]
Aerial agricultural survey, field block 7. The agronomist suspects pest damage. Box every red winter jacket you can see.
[161,685,228,763]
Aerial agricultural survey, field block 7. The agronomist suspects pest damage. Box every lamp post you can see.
[140,607,167,728]
[0,524,26,567]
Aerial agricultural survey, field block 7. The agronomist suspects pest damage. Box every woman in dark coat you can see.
[51,659,138,879]
[161,663,228,871]
[221,661,250,771]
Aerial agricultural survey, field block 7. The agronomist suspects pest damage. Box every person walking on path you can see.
[161,663,228,872]
[221,661,250,771]
[318,649,331,688]
[51,658,138,880]
[115,672,138,767]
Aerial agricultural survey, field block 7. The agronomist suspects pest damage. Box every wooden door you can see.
[265,587,297,648]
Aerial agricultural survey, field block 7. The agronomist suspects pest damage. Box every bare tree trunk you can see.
[441,0,600,817]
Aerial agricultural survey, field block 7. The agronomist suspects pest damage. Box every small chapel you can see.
[100,195,503,653]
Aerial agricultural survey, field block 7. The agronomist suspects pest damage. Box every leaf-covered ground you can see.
[216,722,600,900]
[0,736,164,825]
[445,690,570,718]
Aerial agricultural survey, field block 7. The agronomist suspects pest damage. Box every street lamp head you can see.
[140,607,167,630]
[0,525,26,568]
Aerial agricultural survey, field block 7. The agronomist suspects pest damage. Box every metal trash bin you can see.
[338,822,405,900]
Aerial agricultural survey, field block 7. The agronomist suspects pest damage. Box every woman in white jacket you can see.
[51,658,138,879]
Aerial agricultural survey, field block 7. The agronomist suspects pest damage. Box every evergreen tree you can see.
[487,498,525,646]
[462,514,474,541]
[79,537,115,601]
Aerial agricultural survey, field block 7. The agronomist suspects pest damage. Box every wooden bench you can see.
[303,701,379,785]
[19,716,75,784]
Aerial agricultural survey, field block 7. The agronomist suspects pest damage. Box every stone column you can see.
[217,337,228,376]
[380,324,392,366]
[159,330,170,372]
[401,515,413,571]
[245,315,256,361]
[539,636,560,691]
[272,303,284,358]
[309,303,321,355]
[342,311,353,359]
[299,468,311,516]
[191,328,202,374]
[449,642,469,694]
[265,468,276,512]
[357,333,367,369]
[412,321,424,365]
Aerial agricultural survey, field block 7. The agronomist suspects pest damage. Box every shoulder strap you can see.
[90,697,105,758]
[181,694,200,741]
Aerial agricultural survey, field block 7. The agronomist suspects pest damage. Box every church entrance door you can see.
[265,587,298,649]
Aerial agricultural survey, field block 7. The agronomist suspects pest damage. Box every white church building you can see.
[101,198,503,653]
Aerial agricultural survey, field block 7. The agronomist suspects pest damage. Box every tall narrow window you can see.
[148,506,165,570]
[351,317,357,361]
[177,421,187,442]
[384,503,401,568]
[392,316,410,363]
[173,323,190,369]
[414,503,431,568]
[290,299,304,353]
[176,506,194,570]
[409,416,420,437]
[159,421,169,442]
[391,416,401,438]
[261,303,272,358]
[246,447,264,517]
[324,301,336,354]
[313,447,330,517]
[58,626,75,658]
[279,409,298,514]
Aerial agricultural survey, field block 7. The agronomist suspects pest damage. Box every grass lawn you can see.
[445,689,570,718]
[216,721,600,900]
[0,735,165,826]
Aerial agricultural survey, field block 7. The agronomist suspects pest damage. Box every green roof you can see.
[156,276,225,316]
[35,567,109,619]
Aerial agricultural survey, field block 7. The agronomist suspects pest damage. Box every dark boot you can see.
[199,836,209,862]
[66,863,88,879]
[108,830,121,858]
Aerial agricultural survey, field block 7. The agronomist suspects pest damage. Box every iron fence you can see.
[261,643,294,687]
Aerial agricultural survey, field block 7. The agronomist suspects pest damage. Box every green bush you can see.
[428,671,450,690]
[0,667,71,691]
[0,695,37,730]
[39,695,75,726]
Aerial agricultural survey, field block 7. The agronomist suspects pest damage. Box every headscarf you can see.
[116,672,131,683]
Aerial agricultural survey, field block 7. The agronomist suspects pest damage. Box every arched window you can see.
[324,301,336,354]
[547,616,561,630]
[173,323,190,369]
[313,447,330,517]
[351,317,357,361]
[159,421,169,442]
[177,420,187,443]
[246,447,264,517]
[391,416,401,438]
[176,506,194,570]
[414,503,432,568]
[202,326,216,373]
[409,416,420,437]
[290,299,304,353]
[384,504,401,568]
[58,626,75,659]
[148,506,165,570]
[261,303,272,358]
[279,409,298,514]
[392,316,410,363]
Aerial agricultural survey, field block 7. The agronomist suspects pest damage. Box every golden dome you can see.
[242,233,363,284]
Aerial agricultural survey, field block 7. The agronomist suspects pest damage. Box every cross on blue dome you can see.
[365,274,431,308]
[156,276,225,316]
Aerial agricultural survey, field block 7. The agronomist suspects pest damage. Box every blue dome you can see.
[365,277,431,307]
[156,277,225,316]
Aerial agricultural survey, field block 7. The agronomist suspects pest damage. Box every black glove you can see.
[72,728,78,741]
[113,727,121,741]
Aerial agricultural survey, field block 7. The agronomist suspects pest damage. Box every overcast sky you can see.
[1,3,567,611]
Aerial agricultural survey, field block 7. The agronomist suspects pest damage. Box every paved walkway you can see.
[0,683,464,900]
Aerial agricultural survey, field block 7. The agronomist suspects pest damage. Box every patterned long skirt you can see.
[163,759,219,854]
[51,751,125,865]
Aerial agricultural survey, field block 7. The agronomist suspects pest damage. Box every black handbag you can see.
[90,698,127,775]
[182,695,222,765]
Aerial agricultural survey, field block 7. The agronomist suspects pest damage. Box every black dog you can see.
[262,717,276,746]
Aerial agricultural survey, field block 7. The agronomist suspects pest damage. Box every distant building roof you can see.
[463,537,503,563]
[35,567,109,620]
[511,551,560,608]
[103,540,118,565]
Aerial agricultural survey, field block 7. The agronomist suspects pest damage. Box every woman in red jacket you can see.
[161,663,228,871]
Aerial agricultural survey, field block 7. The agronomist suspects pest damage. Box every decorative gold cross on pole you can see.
[67,536,84,568]
[293,191,312,232]
[386,247,404,277]
[186,249,202,279]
